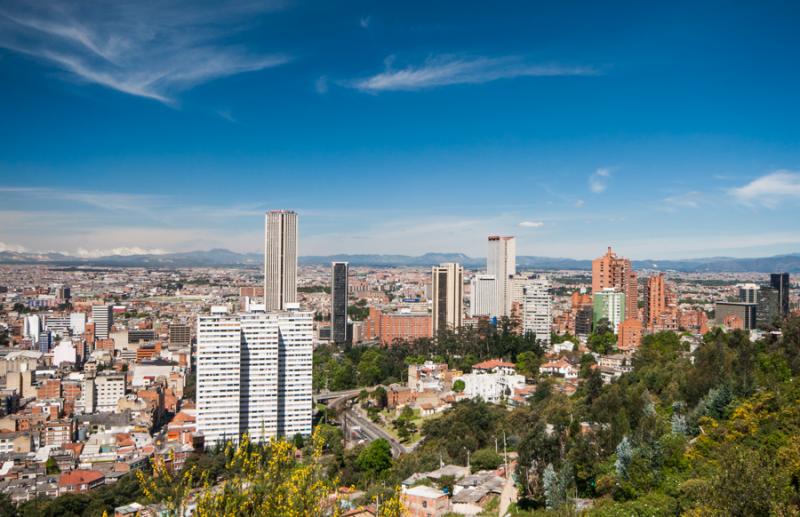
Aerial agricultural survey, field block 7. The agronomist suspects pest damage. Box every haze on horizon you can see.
[1,1,799,260]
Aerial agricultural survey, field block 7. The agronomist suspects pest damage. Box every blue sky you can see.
[1,1,800,259]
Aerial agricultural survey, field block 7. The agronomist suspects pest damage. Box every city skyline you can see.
[2,2,800,259]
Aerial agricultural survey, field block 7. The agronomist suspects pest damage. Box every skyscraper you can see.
[592,247,638,321]
[432,263,464,334]
[521,276,552,347]
[331,262,349,344]
[469,274,497,317]
[196,305,313,448]
[91,305,113,340]
[770,273,790,318]
[487,236,516,317]
[264,210,298,311]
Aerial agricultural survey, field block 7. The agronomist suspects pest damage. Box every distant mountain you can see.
[2,249,800,272]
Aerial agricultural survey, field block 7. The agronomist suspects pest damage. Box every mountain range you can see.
[1,249,800,273]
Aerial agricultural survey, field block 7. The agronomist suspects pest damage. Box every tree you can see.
[516,351,541,378]
[589,331,617,355]
[292,433,305,449]
[452,379,465,393]
[614,436,633,480]
[356,439,392,475]
[470,448,502,472]
[46,456,61,475]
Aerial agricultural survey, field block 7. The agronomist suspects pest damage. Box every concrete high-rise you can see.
[91,305,113,340]
[432,263,464,334]
[770,273,790,317]
[264,210,298,311]
[487,236,516,317]
[592,247,638,321]
[331,262,349,344]
[196,306,313,448]
[469,274,497,317]
[521,276,552,347]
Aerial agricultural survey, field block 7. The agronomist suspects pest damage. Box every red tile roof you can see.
[472,359,516,370]
[58,469,104,487]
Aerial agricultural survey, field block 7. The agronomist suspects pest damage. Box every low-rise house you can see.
[401,485,451,517]
[57,469,105,494]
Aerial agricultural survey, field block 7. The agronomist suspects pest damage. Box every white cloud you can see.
[74,247,167,258]
[0,0,290,104]
[349,54,596,92]
[660,191,702,210]
[0,241,27,253]
[315,75,328,94]
[519,221,544,228]
[730,170,800,208]
[574,199,585,208]
[589,167,612,193]
[359,16,371,29]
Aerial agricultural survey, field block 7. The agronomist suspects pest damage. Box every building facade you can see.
[487,236,516,317]
[264,210,298,311]
[469,274,497,317]
[331,262,349,344]
[91,305,113,340]
[521,276,552,347]
[196,306,313,448]
[432,263,464,334]
[592,247,638,321]
[593,289,626,333]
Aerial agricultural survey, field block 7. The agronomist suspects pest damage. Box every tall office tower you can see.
[196,306,313,448]
[521,276,552,347]
[56,286,71,301]
[331,262,349,344]
[487,236,516,317]
[91,305,113,340]
[643,273,678,331]
[432,263,464,334]
[738,283,760,304]
[38,331,53,354]
[593,288,626,333]
[770,273,790,317]
[757,286,781,327]
[264,210,298,311]
[276,308,313,437]
[469,275,497,317]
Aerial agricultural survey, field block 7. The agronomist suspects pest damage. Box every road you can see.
[344,406,410,457]
[497,467,518,517]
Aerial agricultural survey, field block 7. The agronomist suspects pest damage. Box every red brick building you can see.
[362,307,432,346]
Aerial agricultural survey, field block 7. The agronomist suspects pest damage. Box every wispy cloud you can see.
[0,0,290,104]
[349,54,597,92]
[74,246,168,258]
[315,75,329,94]
[359,16,371,29]
[0,241,28,253]
[660,191,703,211]
[519,221,544,228]
[589,167,612,193]
[730,170,800,208]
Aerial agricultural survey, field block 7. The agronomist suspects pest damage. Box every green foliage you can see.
[470,448,502,472]
[452,379,465,392]
[356,439,393,475]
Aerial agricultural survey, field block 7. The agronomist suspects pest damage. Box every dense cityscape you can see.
[0,209,796,515]
[3,1,800,515]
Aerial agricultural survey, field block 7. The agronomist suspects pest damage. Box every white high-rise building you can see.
[196,306,313,448]
[196,307,242,447]
[23,315,41,344]
[469,275,497,317]
[70,312,86,335]
[276,306,313,437]
[91,305,113,340]
[522,276,552,347]
[487,236,516,317]
[264,210,298,311]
